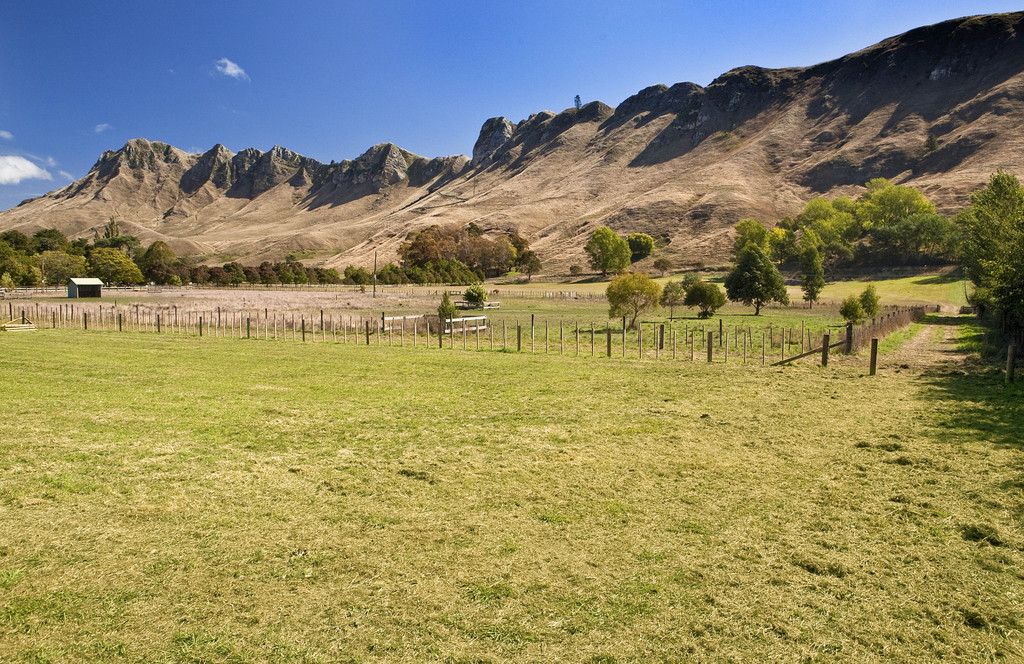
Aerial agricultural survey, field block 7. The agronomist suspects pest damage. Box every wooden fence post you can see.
[822,333,830,367]
[606,324,612,358]
[845,322,853,354]
[707,332,713,363]
[517,323,522,352]
[870,338,878,376]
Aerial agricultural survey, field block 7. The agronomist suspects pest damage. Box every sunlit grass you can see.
[0,328,1021,662]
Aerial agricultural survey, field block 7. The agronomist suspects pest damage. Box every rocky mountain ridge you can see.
[3,11,1024,270]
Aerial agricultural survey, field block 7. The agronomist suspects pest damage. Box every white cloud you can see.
[215,57,250,81]
[94,123,111,133]
[0,155,52,185]
[59,170,74,181]
[0,130,12,141]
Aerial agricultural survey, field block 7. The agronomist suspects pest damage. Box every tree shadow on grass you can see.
[916,315,1022,449]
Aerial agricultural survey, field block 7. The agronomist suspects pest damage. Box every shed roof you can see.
[69,278,104,286]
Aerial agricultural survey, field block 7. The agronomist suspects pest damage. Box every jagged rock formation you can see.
[3,12,1024,270]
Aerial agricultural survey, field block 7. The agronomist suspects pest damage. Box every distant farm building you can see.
[68,278,103,298]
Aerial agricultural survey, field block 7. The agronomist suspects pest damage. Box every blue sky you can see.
[1,0,1020,211]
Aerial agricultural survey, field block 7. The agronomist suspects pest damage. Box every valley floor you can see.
[0,315,1020,662]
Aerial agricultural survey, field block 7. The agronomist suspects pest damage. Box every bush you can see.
[684,280,726,319]
[569,264,583,276]
[463,284,487,306]
[840,296,864,323]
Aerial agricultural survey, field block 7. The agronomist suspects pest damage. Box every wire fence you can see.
[4,300,935,366]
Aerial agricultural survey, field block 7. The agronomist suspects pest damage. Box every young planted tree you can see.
[859,284,880,318]
[660,280,686,319]
[585,227,631,276]
[607,272,662,329]
[683,280,726,319]
[724,244,789,315]
[652,257,673,277]
[438,291,457,321]
[799,244,825,308]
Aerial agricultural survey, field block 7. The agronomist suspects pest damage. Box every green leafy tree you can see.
[652,257,672,277]
[0,230,32,254]
[724,244,790,315]
[798,244,825,308]
[138,241,179,284]
[438,291,457,321]
[627,233,655,262]
[87,247,144,285]
[0,272,15,290]
[32,228,70,253]
[683,280,726,319]
[955,170,1024,328]
[606,272,661,329]
[39,250,87,286]
[569,264,583,277]
[660,280,686,319]
[859,284,880,318]
[733,218,770,254]
[585,227,631,276]
[92,217,140,254]
[857,178,935,230]
[840,296,865,323]
[518,250,542,281]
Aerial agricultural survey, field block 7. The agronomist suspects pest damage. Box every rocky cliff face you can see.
[3,12,1024,269]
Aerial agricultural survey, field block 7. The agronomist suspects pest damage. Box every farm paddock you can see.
[0,308,1021,662]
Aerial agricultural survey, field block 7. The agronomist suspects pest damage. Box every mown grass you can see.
[1,327,1021,662]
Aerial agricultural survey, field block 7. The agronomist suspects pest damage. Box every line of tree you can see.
[735,178,956,274]
[0,220,542,289]
[955,170,1024,337]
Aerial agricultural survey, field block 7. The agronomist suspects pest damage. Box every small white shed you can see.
[68,277,104,298]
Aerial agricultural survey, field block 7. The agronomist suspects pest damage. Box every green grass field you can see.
[1,324,1021,663]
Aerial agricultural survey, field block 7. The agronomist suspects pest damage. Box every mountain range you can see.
[3,11,1023,271]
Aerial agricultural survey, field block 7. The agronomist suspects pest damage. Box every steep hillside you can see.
[3,12,1023,270]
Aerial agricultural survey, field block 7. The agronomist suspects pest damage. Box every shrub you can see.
[840,296,864,323]
[464,284,487,306]
[569,264,583,276]
[652,257,672,277]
